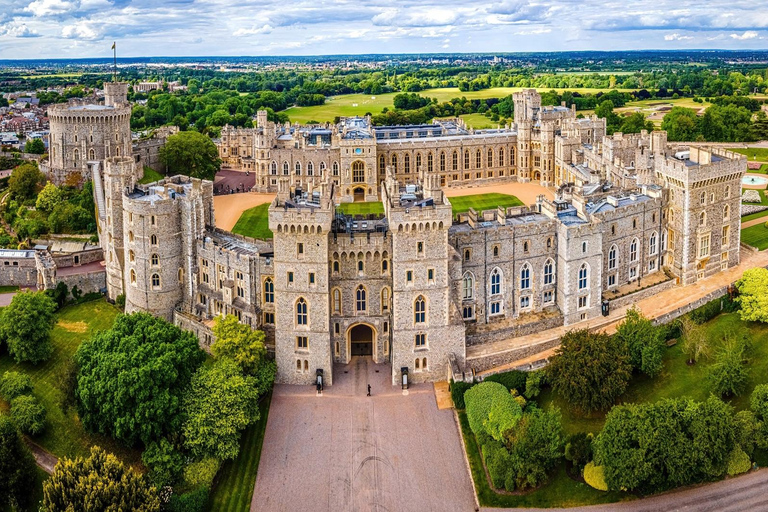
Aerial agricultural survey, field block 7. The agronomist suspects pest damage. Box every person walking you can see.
[367,384,371,397]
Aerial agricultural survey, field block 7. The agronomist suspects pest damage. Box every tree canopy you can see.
[0,290,57,364]
[736,268,768,323]
[159,130,221,181]
[614,307,664,377]
[211,314,267,375]
[75,312,205,446]
[8,162,46,202]
[0,414,38,510]
[24,138,46,154]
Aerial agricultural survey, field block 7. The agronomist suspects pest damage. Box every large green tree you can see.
[211,314,267,375]
[547,329,632,413]
[614,307,664,377]
[24,138,46,154]
[159,130,221,181]
[501,407,564,490]
[0,414,38,510]
[43,446,160,512]
[661,107,699,141]
[709,336,749,398]
[75,312,205,446]
[0,290,57,364]
[182,358,260,461]
[736,268,768,323]
[8,162,46,201]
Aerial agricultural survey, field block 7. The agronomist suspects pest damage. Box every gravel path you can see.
[25,439,58,474]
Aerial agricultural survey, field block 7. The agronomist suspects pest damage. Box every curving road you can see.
[484,468,768,512]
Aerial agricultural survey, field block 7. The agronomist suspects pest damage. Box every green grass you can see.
[208,392,272,511]
[741,222,768,250]
[450,193,524,217]
[741,209,768,223]
[0,299,141,466]
[728,148,768,161]
[460,113,499,129]
[336,201,384,216]
[231,203,273,240]
[138,166,164,184]
[0,285,19,293]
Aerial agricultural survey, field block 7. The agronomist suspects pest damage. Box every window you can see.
[464,150,470,169]
[333,261,340,272]
[582,241,587,254]
[463,305,474,319]
[414,296,426,324]
[296,298,308,325]
[493,245,499,257]
[476,149,481,168]
[630,238,638,262]
[404,154,410,173]
[608,274,616,287]
[333,289,341,313]
[699,234,710,258]
[440,152,445,172]
[381,288,390,312]
[264,312,274,324]
[632,219,637,229]
[722,225,730,246]
[629,267,637,279]
[428,269,434,281]
[699,211,706,226]
[519,296,530,309]
[544,260,553,285]
[379,155,385,174]
[723,204,730,221]
[271,162,277,175]
[406,270,413,283]
[151,273,161,289]
[462,273,474,300]
[356,285,366,312]
[130,269,136,284]
[543,290,554,304]
[335,323,340,335]
[488,148,493,167]
[308,273,315,285]
[650,232,658,255]
[523,241,529,253]
[307,162,314,176]
[391,154,398,170]
[578,296,588,309]
[296,336,308,350]
[464,249,471,261]
[297,242,304,255]
[452,151,458,171]
[608,245,617,270]
[129,250,135,262]
[288,272,294,283]
[415,333,426,348]
[283,161,289,175]
[491,268,502,295]
[151,253,159,266]
[546,237,552,250]
[491,301,501,315]
[700,191,706,205]
[725,186,731,199]
[417,241,423,254]
[128,231,134,242]
[332,161,339,176]
[382,260,388,272]
[150,215,155,225]
[358,260,364,273]
[520,264,530,290]
[264,278,274,303]
[578,263,588,290]
[150,234,158,245]
[352,161,365,182]
[649,259,657,272]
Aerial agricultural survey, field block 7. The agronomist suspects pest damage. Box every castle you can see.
[41,85,747,386]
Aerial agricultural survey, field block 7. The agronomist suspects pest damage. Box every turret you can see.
[104,82,128,107]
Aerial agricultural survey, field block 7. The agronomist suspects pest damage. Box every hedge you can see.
[484,370,528,392]
[727,447,751,476]
[584,462,608,491]
[689,295,739,325]
[450,380,474,410]
[464,381,514,439]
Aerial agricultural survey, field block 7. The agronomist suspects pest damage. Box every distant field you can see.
[450,193,523,217]
[728,147,768,161]
[336,201,384,215]
[231,203,272,239]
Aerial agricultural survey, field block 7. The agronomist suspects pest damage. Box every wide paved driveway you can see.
[251,357,477,512]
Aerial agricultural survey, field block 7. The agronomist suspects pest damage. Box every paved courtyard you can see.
[251,357,476,512]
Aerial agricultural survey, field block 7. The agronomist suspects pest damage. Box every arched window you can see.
[129,250,135,262]
[700,191,706,205]
[440,151,446,172]
[462,272,474,299]
[130,269,136,284]
[725,186,731,199]
[307,161,314,176]
[493,246,499,257]
[416,153,422,170]
[332,161,339,176]
[352,161,365,183]
[128,231,134,242]
[544,259,553,285]
[661,230,667,251]
[333,289,341,313]
[151,273,161,289]
[356,285,366,312]
[296,298,308,325]
[520,264,530,290]
[319,161,326,174]
[115,146,121,156]
[488,148,493,167]
[490,268,502,295]
[73,148,79,164]
[357,260,364,272]
[382,259,388,272]
[283,161,289,175]
[630,238,639,262]
[427,152,433,172]
[404,154,410,173]
[609,245,617,270]
[414,296,426,324]
[391,154,398,170]
[649,232,657,255]
[452,151,458,171]
[89,148,95,160]
[295,161,301,175]
[379,155,386,174]
[475,149,481,168]
[150,234,158,245]
[499,148,504,166]
[578,264,588,290]
[723,204,730,221]
[699,211,706,226]
[264,278,274,303]
[381,288,390,312]
[464,150,470,169]
[333,261,339,272]
[151,253,159,266]
[271,162,277,175]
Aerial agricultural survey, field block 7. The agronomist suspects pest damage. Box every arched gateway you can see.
[349,323,375,357]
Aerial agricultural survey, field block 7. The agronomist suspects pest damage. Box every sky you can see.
[0,0,767,59]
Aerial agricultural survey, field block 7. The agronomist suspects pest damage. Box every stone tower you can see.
[513,90,539,181]
[104,81,129,107]
[268,177,335,385]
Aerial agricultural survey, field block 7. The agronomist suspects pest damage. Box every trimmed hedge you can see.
[727,447,751,476]
[464,381,514,439]
[450,380,474,410]
[484,370,527,392]
[584,462,608,491]
[689,295,739,325]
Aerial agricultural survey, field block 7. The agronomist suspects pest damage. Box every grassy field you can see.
[0,299,141,465]
[138,166,164,184]
[728,148,768,161]
[336,201,384,215]
[741,222,768,250]
[450,193,523,217]
[460,113,499,129]
[0,285,19,293]
[231,203,272,240]
[208,392,272,511]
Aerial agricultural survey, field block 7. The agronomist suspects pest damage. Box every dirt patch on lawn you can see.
[58,320,88,333]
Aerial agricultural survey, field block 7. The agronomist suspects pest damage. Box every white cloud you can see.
[664,33,693,41]
[515,27,552,35]
[0,22,41,38]
[24,0,76,16]
[730,31,758,40]
[372,8,459,28]
[234,24,273,36]
[61,21,101,40]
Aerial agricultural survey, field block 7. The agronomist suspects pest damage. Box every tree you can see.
[24,138,46,154]
[8,162,46,201]
[43,446,160,512]
[159,130,221,181]
[464,381,523,441]
[564,432,593,473]
[0,371,32,400]
[680,316,710,364]
[211,314,267,375]
[35,182,64,212]
[595,100,621,133]
[142,438,185,489]
[618,112,654,134]
[614,307,664,377]
[501,407,564,490]
[75,312,205,446]
[709,336,749,398]
[0,291,57,364]
[736,268,768,323]
[547,329,632,413]
[661,107,699,141]
[10,394,46,435]
[0,414,38,510]
[182,358,260,461]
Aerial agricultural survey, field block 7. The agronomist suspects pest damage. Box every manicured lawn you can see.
[741,209,768,223]
[231,203,272,240]
[138,166,164,184]
[336,201,384,216]
[0,285,19,293]
[728,147,768,161]
[741,222,768,250]
[0,299,141,466]
[208,392,272,512]
[450,193,524,217]
[460,113,500,129]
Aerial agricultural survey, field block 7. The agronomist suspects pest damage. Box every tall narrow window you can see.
[462,273,474,299]
[356,285,366,312]
[464,150,470,169]
[649,232,657,255]
[151,273,161,289]
[414,296,426,324]
[333,289,341,314]
[491,268,502,295]
[404,154,410,173]
[520,264,530,290]
[264,278,274,303]
[381,288,390,312]
[543,260,553,285]
[452,151,458,171]
[150,234,158,245]
[296,298,308,325]
[578,264,588,290]
[609,245,617,270]
[151,253,159,266]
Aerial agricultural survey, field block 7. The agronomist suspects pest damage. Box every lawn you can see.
[741,222,768,250]
[231,203,273,240]
[0,285,19,293]
[336,201,384,216]
[728,147,768,161]
[208,392,272,512]
[741,209,768,223]
[138,166,164,184]
[460,113,499,129]
[450,193,524,217]
[0,299,141,466]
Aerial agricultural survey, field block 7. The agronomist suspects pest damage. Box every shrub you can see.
[182,457,221,490]
[464,381,521,441]
[166,487,208,512]
[524,370,545,399]
[564,432,593,473]
[482,439,510,490]
[733,410,761,456]
[709,337,749,398]
[450,380,474,410]
[615,308,665,377]
[726,447,751,476]
[689,296,724,324]
[751,384,768,420]
[501,407,564,491]
[0,371,32,401]
[142,439,185,488]
[584,462,608,491]
[484,370,527,392]
[115,294,126,309]
[10,395,46,435]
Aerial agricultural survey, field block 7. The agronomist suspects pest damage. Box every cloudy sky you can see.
[0,0,766,59]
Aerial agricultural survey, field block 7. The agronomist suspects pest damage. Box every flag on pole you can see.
[111,42,115,50]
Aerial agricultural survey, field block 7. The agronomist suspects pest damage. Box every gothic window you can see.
[129,250,135,262]
[520,264,531,290]
[544,259,553,285]
[462,272,474,300]
[283,161,289,175]
[295,161,301,175]
[725,186,731,199]
[356,285,367,312]
[488,148,493,167]
[151,234,158,245]
[493,246,499,257]
[332,161,339,176]
[307,161,314,176]
[296,298,308,325]
[491,267,502,295]
[381,288,390,312]
[440,151,446,172]
[723,205,730,221]
[391,154,398,170]
[699,211,706,226]
[151,273,161,289]
[414,296,426,324]
[452,151,458,171]
[271,161,277,175]
[499,148,504,166]
[416,153,421,170]
[352,161,365,183]
[464,150,470,170]
[89,148,95,160]
[381,259,388,272]
[475,149,481,168]
[128,231,134,242]
[73,149,79,165]
[630,238,639,262]
[649,232,658,255]
[609,245,617,270]
[333,289,341,313]
[427,153,433,172]
[320,161,326,174]
[151,253,159,266]
[379,155,386,174]
[264,278,274,303]
[358,260,364,272]
[333,261,339,272]
[578,264,588,290]
[404,154,411,173]
[700,191,706,205]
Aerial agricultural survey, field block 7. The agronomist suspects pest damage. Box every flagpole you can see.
[112,42,117,82]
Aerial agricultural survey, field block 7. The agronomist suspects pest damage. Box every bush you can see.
[10,395,46,435]
[450,380,474,410]
[142,439,185,488]
[658,318,683,341]
[0,371,32,401]
[166,487,208,512]
[524,370,545,399]
[726,447,751,476]
[733,410,761,456]
[482,439,510,490]
[564,432,593,473]
[689,296,724,324]
[484,370,527,392]
[584,462,608,491]
[464,381,522,442]
[115,293,126,309]
[182,457,221,490]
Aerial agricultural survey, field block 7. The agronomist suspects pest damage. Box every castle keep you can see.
[37,88,746,386]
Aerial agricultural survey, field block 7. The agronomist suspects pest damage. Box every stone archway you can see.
[348,323,374,357]
[353,187,365,202]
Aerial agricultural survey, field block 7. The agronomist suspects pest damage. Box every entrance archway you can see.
[349,323,374,356]
[353,187,365,202]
